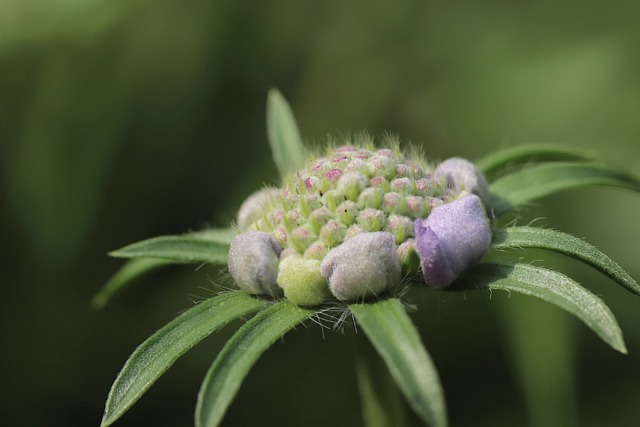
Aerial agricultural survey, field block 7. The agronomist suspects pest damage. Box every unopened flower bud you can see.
[320,220,346,248]
[387,215,414,243]
[415,194,491,288]
[406,195,428,217]
[398,239,421,275]
[357,208,386,232]
[304,241,328,260]
[290,226,315,252]
[277,255,331,306]
[322,189,343,212]
[309,207,332,233]
[358,187,384,208]
[337,172,367,201]
[228,231,283,297]
[415,177,434,195]
[236,188,279,231]
[345,224,364,240]
[390,177,413,193]
[320,232,401,301]
[434,157,489,204]
[383,192,404,214]
[336,200,358,225]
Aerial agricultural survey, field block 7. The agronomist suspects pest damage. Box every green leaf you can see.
[350,298,447,427]
[355,333,406,427]
[489,162,640,216]
[266,88,306,176]
[100,291,268,427]
[457,263,627,353]
[492,226,640,297]
[195,300,315,427]
[476,144,595,180]
[109,227,236,263]
[92,258,169,309]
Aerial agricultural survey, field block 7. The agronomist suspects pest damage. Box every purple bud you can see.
[228,231,283,297]
[415,194,491,288]
[320,232,401,301]
[434,157,489,203]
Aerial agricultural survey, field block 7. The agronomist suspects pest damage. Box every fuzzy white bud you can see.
[228,231,283,297]
[320,232,401,301]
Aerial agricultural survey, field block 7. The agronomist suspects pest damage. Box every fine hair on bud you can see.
[228,231,283,297]
[320,231,401,301]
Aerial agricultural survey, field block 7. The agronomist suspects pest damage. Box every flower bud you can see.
[434,157,489,204]
[358,187,384,209]
[228,231,283,297]
[277,256,331,306]
[304,241,328,260]
[398,239,421,275]
[387,214,414,243]
[415,194,491,288]
[236,188,279,231]
[320,232,401,301]
[357,208,386,232]
[320,220,346,248]
[337,172,367,201]
[390,177,413,193]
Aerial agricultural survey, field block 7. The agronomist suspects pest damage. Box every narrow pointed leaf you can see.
[92,258,169,309]
[457,263,627,353]
[350,298,447,427]
[195,300,314,427]
[476,144,595,180]
[492,226,640,297]
[101,291,268,427]
[266,89,306,175]
[109,228,236,263]
[489,162,640,216]
[355,333,406,427]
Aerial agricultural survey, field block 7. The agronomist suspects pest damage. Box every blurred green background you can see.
[2,1,640,426]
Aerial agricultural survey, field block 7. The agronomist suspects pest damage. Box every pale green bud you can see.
[357,208,386,232]
[277,256,331,306]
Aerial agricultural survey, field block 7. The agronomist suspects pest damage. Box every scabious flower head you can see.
[228,136,492,305]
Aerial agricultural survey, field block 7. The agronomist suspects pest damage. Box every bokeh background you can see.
[2,1,640,426]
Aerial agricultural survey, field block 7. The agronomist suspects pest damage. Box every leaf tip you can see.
[91,293,107,310]
[614,339,628,355]
[99,414,113,427]
[107,250,123,258]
